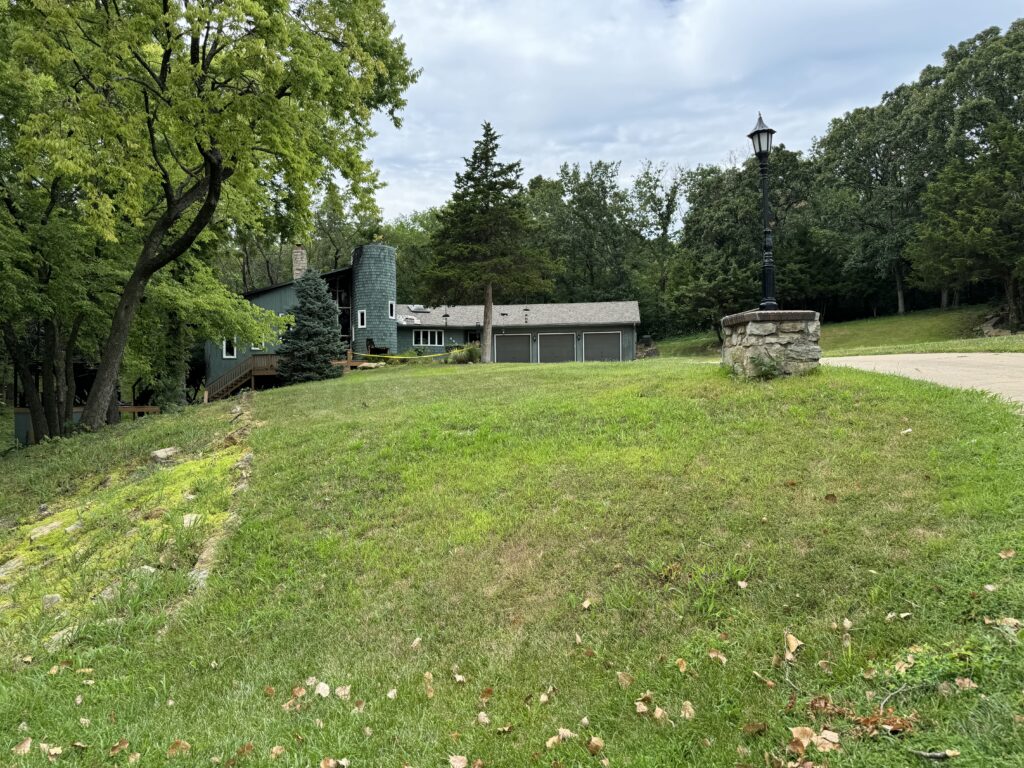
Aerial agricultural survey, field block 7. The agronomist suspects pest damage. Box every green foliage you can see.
[276,270,344,383]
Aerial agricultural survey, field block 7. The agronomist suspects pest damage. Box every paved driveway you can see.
[822,353,1024,404]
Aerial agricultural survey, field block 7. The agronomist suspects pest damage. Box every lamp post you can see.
[747,114,778,311]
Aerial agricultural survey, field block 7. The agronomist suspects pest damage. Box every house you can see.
[204,243,640,399]
[396,302,639,363]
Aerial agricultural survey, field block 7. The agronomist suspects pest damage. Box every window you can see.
[413,329,445,346]
[251,341,264,352]
[388,301,396,319]
[357,310,367,328]
[222,338,237,359]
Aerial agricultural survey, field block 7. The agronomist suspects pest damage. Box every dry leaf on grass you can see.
[784,633,804,661]
[411,637,421,649]
[423,672,434,699]
[587,736,604,755]
[581,598,592,610]
[128,752,141,763]
[708,649,727,665]
[270,745,286,759]
[999,549,1015,559]
[12,738,31,756]
[315,682,330,698]
[109,739,129,756]
[477,711,490,725]
[449,757,468,768]
[675,658,687,673]
[545,728,576,748]
[680,701,696,719]
[167,739,191,757]
[955,677,978,690]
[496,725,513,734]
[753,670,776,688]
[335,684,351,699]
[616,671,634,688]
[738,580,748,589]
[387,688,398,700]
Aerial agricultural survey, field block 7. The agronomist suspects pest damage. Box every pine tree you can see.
[429,123,554,362]
[277,271,344,383]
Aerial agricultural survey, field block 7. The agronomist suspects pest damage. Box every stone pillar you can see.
[721,310,821,378]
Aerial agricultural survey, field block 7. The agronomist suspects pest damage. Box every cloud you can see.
[368,0,1021,217]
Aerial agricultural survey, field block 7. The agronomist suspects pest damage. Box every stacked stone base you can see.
[721,310,821,378]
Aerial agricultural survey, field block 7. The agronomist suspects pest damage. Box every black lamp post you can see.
[748,113,778,311]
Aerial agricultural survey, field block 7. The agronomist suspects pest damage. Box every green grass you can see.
[2,361,1024,767]
[658,305,1020,359]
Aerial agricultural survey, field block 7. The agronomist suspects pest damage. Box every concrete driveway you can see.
[822,353,1024,404]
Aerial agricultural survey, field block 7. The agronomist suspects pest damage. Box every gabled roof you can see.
[396,301,640,328]
[242,266,352,299]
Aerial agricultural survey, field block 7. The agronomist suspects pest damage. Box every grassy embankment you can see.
[659,305,1024,359]
[2,360,1023,766]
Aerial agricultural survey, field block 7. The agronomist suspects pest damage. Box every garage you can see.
[582,331,621,362]
[494,333,531,363]
[538,333,576,363]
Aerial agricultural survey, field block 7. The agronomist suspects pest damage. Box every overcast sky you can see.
[367,0,1021,219]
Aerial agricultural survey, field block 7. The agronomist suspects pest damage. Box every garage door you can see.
[494,333,531,363]
[582,331,621,362]
[538,333,575,363]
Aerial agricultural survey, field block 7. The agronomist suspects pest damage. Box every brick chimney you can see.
[291,244,308,280]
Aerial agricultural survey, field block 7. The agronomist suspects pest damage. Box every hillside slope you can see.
[658,305,1023,358]
[2,361,1023,766]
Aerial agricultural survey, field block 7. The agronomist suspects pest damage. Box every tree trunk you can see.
[895,267,906,315]
[80,269,148,429]
[1006,276,1020,331]
[481,282,494,363]
[41,321,60,436]
[63,315,82,426]
[2,324,48,442]
[940,288,949,309]
[953,288,960,308]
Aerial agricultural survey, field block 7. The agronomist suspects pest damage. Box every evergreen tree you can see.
[429,123,554,362]
[277,271,344,383]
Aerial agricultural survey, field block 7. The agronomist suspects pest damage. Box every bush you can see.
[446,344,481,364]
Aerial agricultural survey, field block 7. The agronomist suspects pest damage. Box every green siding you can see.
[397,327,466,352]
[352,244,398,354]
[204,284,297,384]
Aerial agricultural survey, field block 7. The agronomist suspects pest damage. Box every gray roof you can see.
[396,301,640,328]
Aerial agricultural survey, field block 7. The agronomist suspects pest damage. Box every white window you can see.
[388,301,396,319]
[222,338,237,359]
[357,310,367,328]
[251,342,264,352]
[413,329,445,346]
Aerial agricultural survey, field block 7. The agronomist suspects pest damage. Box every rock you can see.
[44,626,77,653]
[38,503,52,518]
[0,557,24,579]
[745,322,778,336]
[97,584,119,602]
[65,521,83,534]
[29,520,63,541]
[182,513,201,529]
[134,565,157,575]
[150,447,179,463]
[42,594,62,610]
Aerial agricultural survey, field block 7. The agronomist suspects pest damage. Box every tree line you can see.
[255,20,1022,344]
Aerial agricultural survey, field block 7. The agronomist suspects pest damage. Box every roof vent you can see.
[408,304,428,312]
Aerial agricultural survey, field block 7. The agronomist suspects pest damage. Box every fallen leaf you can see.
[79,718,90,727]
[449,757,468,768]
[109,739,129,756]
[292,686,306,698]
[984,584,998,592]
[387,688,398,700]
[616,671,634,688]
[336,684,351,700]
[424,672,434,699]
[539,692,550,704]
[955,676,978,690]
[862,668,877,680]
[306,676,319,686]
[581,598,592,610]
[737,580,748,589]
[635,700,649,715]
[574,633,582,645]
[315,682,330,698]
[789,727,815,748]
[264,686,276,697]
[680,701,695,719]
[999,549,1015,559]
[580,716,590,727]
[270,746,286,759]
[587,736,604,755]
[411,637,421,649]
[824,493,837,503]
[480,687,493,705]
[453,673,467,684]
[477,711,490,725]
[237,743,254,757]
[496,725,513,734]
[652,706,670,723]
[167,739,191,757]
[817,660,832,673]
[708,649,727,665]
[785,633,804,655]
[742,722,767,735]
[675,658,687,673]
[362,726,372,737]
[128,752,140,763]
[842,617,853,631]
[901,428,913,435]
[12,738,31,756]
[752,670,776,688]
[352,700,365,713]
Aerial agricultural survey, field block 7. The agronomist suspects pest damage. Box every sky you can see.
[366,0,1022,219]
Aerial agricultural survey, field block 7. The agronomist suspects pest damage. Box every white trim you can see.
[537,332,576,363]
[492,333,532,363]
[413,329,445,346]
[357,310,367,329]
[222,337,237,359]
[388,301,396,319]
[582,330,622,362]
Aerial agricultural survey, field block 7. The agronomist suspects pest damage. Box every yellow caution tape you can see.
[351,350,453,360]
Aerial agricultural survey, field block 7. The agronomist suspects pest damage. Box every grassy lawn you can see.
[2,360,1023,766]
[658,305,1022,359]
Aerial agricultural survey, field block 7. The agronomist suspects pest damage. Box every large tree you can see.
[3,0,415,430]
[429,123,553,362]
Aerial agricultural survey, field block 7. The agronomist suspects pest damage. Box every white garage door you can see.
[538,333,576,363]
[582,331,621,362]
[494,333,531,363]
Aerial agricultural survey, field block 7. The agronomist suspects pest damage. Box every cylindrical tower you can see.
[351,243,397,354]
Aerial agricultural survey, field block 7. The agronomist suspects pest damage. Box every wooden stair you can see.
[207,354,279,401]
